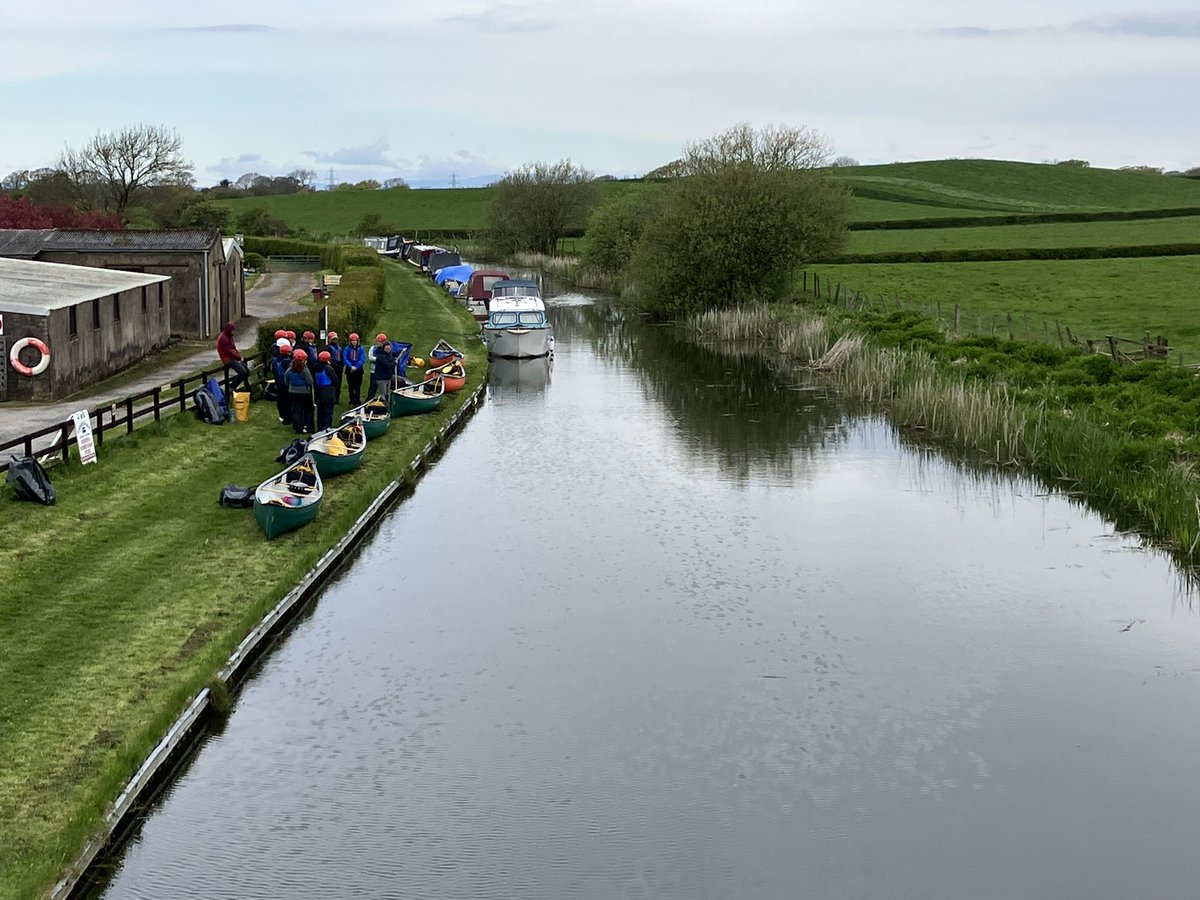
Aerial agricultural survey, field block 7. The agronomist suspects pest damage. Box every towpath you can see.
[0,273,314,447]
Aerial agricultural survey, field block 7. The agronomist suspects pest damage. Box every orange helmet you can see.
[326,331,338,340]
[349,332,360,342]
[274,329,286,338]
[293,349,308,361]
[280,342,292,355]
[286,330,296,340]
[303,330,315,341]
[376,333,388,343]
[318,350,332,362]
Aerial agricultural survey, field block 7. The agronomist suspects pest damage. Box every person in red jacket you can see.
[216,322,251,393]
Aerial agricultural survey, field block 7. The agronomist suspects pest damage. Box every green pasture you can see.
[0,262,484,900]
[839,160,1200,213]
[845,216,1200,255]
[807,255,1200,358]
[846,195,999,221]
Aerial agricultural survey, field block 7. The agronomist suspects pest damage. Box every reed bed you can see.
[687,304,1200,565]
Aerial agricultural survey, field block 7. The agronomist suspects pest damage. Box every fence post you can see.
[991,315,997,337]
[1108,336,1119,362]
[178,379,187,412]
[1006,313,1014,340]
[953,304,960,335]
[60,423,70,464]
[1056,320,1064,347]
[833,283,841,305]
[94,411,103,448]
[153,387,161,422]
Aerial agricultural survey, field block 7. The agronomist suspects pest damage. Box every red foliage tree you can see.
[0,195,122,229]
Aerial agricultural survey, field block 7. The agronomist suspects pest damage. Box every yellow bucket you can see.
[232,391,251,422]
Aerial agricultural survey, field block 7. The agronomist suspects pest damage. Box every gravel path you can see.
[0,273,314,449]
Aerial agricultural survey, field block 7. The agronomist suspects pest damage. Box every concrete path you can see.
[0,273,314,449]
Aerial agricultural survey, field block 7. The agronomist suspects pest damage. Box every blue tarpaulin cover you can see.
[434,264,474,286]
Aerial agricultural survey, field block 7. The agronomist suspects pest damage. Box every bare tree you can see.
[287,168,317,191]
[486,160,597,256]
[681,122,832,176]
[60,125,193,213]
[830,155,859,168]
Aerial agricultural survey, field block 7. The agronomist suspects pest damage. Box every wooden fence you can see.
[800,271,1182,367]
[0,351,272,475]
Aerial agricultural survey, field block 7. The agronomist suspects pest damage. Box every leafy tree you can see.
[625,123,848,318]
[1055,159,1091,167]
[178,199,231,231]
[383,177,411,190]
[486,159,598,256]
[288,168,317,191]
[580,188,664,276]
[354,212,395,236]
[59,124,193,213]
[830,156,859,168]
[234,206,289,236]
[19,169,79,207]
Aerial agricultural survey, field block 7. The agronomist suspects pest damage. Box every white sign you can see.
[0,313,5,336]
[71,409,97,465]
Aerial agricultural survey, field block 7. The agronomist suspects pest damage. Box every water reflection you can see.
[488,355,553,398]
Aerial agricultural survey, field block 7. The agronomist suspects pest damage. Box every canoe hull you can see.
[307,424,367,477]
[341,403,391,439]
[253,454,324,540]
[253,497,322,539]
[483,326,552,359]
[390,388,443,417]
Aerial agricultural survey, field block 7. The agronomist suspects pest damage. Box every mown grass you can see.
[806,255,1200,358]
[838,160,1200,212]
[693,303,1200,565]
[0,261,484,900]
[846,216,1200,255]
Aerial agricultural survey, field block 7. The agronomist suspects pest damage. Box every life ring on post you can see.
[9,337,51,377]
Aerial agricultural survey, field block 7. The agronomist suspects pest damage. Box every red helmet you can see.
[280,342,292,354]
[274,329,286,338]
[318,350,332,362]
[349,332,360,342]
[376,333,388,343]
[326,331,338,340]
[293,349,308,361]
[303,330,315,341]
[286,330,296,340]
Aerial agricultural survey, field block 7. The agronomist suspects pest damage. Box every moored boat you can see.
[463,269,510,321]
[307,420,367,477]
[253,454,323,539]
[428,338,464,368]
[390,375,445,417]
[425,359,466,392]
[482,289,553,359]
[341,398,392,439]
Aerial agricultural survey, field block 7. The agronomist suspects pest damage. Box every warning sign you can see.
[0,313,5,336]
[71,410,98,465]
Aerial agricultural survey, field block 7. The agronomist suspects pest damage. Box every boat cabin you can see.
[486,295,548,328]
[465,269,510,301]
[490,279,541,301]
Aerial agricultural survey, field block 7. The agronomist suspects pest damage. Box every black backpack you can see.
[6,455,56,506]
[194,388,226,425]
[276,438,308,467]
[218,484,254,508]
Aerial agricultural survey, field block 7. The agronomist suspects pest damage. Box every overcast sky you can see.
[3,0,1198,187]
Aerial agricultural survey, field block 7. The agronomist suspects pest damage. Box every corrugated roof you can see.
[0,257,170,317]
[0,229,55,259]
[44,229,220,252]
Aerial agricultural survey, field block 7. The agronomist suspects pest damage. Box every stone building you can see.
[0,257,171,402]
[0,229,233,340]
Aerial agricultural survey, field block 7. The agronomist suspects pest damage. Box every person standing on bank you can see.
[216,322,252,394]
[325,331,344,402]
[274,342,293,425]
[314,350,337,431]
[296,330,318,372]
[344,333,366,405]
[286,349,315,434]
[371,334,396,401]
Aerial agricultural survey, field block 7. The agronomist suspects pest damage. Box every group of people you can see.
[217,321,406,436]
[270,329,402,435]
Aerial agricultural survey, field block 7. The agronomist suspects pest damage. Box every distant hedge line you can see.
[240,237,381,273]
[819,243,1200,264]
[849,206,1200,231]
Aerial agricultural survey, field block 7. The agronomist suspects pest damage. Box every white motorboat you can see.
[481,280,553,358]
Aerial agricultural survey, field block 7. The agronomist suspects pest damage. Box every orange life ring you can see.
[9,337,51,377]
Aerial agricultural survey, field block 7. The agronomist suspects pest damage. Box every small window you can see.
[69,306,78,337]
[158,282,164,308]
[141,285,147,313]
[92,298,100,329]
[113,293,121,321]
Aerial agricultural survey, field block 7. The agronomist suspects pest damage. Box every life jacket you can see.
[327,342,343,367]
[344,345,366,370]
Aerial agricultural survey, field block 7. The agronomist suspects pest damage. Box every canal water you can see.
[96,288,1200,899]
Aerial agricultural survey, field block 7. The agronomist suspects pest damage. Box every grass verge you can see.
[0,260,484,900]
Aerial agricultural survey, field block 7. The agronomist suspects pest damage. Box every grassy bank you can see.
[0,261,484,900]
[691,302,1200,567]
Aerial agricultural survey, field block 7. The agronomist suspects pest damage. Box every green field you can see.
[0,263,484,900]
[808,256,1200,357]
[839,160,1200,213]
[846,216,1200,254]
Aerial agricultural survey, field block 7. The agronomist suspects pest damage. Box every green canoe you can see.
[390,376,444,417]
[341,399,391,439]
[307,421,367,477]
[253,454,324,539]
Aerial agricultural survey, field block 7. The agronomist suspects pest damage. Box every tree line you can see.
[484,123,849,317]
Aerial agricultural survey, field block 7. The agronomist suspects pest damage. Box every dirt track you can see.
[0,273,314,448]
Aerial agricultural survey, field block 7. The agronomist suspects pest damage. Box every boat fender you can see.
[9,337,51,376]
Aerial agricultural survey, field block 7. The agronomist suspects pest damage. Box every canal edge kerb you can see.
[49,379,487,900]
